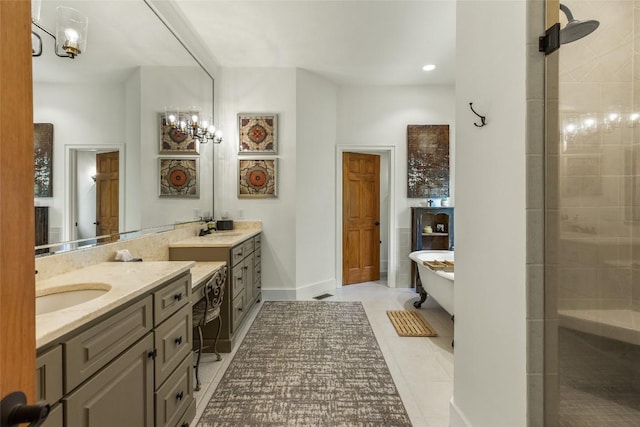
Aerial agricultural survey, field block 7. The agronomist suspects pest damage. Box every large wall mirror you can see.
[33,0,214,254]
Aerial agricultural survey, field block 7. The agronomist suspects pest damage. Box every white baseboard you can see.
[296,279,336,300]
[450,398,471,427]
[261,279,337,301]
[261,289,297,300]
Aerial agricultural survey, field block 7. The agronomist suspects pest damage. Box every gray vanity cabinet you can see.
[64,334,155,427]
[36,346,63,427]
[36,272,195,427]
[170,233,262,353]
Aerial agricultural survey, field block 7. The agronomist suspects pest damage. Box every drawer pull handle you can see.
[148,349,157,359]
[181,423,189,427]
[174,293,183,301]
[244,266,249,270]
[175,336,183,345]
[238,307,243,312]
[176,391,184,401]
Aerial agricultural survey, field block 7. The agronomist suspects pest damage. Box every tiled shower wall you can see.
[556,0,640,312]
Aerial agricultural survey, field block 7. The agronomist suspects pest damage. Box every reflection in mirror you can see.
[33,0,214,256]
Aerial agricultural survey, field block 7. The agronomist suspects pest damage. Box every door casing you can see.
[336,145,396,288]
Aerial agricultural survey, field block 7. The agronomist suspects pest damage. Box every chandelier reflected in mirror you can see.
[164,107,223,144]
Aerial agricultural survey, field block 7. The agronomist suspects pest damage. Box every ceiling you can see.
[173,0,457,86]
[32,0,456,86]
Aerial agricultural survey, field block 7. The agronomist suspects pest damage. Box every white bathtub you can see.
[409,250,454,316]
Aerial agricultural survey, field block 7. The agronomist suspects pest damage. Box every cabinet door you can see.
[65,296,152,392]
[154,304,192,387]
[36,345,63,406]
[154,355,193,427]
[64,334,154,427]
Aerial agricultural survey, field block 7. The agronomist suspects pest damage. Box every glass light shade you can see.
[627,112,640,128]
[31,0,42,23]
[56,6,88,57]
[581,113,598,134]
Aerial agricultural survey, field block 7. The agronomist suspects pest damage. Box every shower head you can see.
[560,4,599,44]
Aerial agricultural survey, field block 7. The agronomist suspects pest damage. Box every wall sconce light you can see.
[91,174,97,183]
[164,107,223,144]
[31,0,88,59]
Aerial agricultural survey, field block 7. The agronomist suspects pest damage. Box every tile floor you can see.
[192,279,454,427]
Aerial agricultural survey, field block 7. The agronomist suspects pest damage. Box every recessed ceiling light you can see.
[422,64,436,71]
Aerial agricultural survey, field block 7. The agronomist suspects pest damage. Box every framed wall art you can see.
[238,113,277,154]
[238,158,277,198]
[159,157,199,198]
[407,124,450,198]
[159,112,199,154]
[34,123,54,197]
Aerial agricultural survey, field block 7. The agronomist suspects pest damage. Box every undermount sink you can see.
[36,284,111,315]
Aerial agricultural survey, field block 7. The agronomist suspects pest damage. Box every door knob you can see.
[93,221,100,225]
[374,221,380,226]
[1,391,50,427]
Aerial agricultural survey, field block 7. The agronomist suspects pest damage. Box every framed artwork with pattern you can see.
[238,158,277,198]
[159,112,199,154]
[238,113,277,154]
[159,158,199,198]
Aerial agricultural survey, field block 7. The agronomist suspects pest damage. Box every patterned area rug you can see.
[198,301,412,426]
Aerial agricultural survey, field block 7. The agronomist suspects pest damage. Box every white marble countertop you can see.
[169,229,261,248]
[190,261,226,288]
[36,261,194,349]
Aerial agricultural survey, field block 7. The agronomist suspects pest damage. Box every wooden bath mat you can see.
[386,310,438,337]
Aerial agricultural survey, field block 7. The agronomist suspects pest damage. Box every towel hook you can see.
[469,103,487,127]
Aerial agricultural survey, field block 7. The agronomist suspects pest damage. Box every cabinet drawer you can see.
[41,403,62,427]
[36,345,63,405]
[231,263,245,298]
[231,293,246,333]
[65,296,153,392]
[253,234,261,249]
[64,334,154,427]
[154,304,192,387]
[175,397,196,427]
[154,273,191,326]
[155,355,194,427]
[231,244,245,266]
[242,239,254,256]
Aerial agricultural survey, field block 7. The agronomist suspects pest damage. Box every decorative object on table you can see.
[198,301,412,426]
[238,158,277,198]
[159,158,199,197]
[34,123,53,197]
[159,112,200,154]
[435,223,446,233]
[407,124,450,198]
[238,113,277,154]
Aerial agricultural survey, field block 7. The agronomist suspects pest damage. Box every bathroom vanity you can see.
[169,229,262,353]
[34,261,224,427]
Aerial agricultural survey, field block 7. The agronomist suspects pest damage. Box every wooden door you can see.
[0,0,36,406]
[342,152,380,285]
[96,152,119,240]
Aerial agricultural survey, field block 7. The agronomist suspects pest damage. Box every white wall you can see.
[451,1,528,426]
[295,69,338,297]
[215,69,455,294]
[336,85,455,286]
[33,81,126,239]
[138,66,214,227]
[215,67,298,295]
